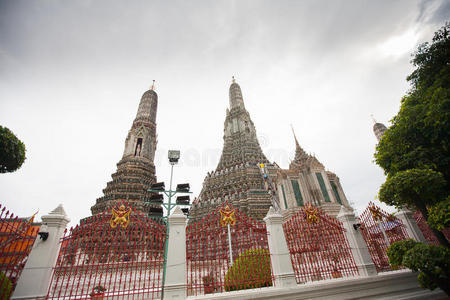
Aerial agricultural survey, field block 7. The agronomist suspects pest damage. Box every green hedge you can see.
[0,272,12,300]
[224,248,272,292]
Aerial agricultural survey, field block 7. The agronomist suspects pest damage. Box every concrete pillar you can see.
[263,207,297,287]
[396,208,426,243]
[163,206,187,299]
[12,204,70,300]
[337,206,377,277]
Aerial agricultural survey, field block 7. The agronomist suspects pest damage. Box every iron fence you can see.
[283,204,359,283]
[0,204,39,299]
[358,202,409,272]
[186,203,273,296]
[46,204,166,299]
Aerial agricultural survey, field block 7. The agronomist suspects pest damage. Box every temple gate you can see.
[186,204,273,296]
[283,204,359,283]
[46,204,166,299]
[358,202,409,272]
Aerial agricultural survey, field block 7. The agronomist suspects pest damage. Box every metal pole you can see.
[377,220,390,246]
[227,223,233,265]
[168,163,175,215]
[162,163,175,299]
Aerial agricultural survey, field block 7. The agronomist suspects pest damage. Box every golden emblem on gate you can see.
[304,204,319,224]
[220,205,236,227]
[110,205,131,228]
[369,204,382,222]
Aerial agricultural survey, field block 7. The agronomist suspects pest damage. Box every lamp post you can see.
[147,150,191,299]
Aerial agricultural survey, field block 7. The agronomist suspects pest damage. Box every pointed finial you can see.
[232,76,236,83]
[371,114,376,124]
[290,124,300,147]
[151,80,155,90]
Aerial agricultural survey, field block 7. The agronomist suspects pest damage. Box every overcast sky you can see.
[1,0,449,226]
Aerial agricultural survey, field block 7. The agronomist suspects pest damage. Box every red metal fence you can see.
[413,210,440,246]
[0,204,39,298]
[283,204,359,284]
[359,202,409,272]
[186,204,273,296]
[46,204,166,300]
[413,210,450,246]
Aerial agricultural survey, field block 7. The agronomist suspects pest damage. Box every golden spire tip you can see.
[151,80,155,90]
[232,76,235,83]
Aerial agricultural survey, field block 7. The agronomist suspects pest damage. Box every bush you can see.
[388,241,450,295]
[427,197,450,231]
[386,239,418,267]
[224,248,272,292]
[402,243,450,292]
[0,272,12,300]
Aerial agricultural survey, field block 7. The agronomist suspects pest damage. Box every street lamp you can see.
[147,150,192,298]
[147,150,191,218]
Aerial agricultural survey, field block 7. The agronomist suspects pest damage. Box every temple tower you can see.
[372,117,387,142]
[189,78,277,221]
[91,84,158,215]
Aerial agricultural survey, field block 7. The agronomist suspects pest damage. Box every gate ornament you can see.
[110,205,131,228]
[304,204,319,224]
[220,205,236,227]
[369,204,383,221]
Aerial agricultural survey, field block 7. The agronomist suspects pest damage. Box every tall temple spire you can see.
[217,78,268,169]
[190,80,274,221]
[289,126,310,169]
[229,76,245,109]
[91,86,158,215]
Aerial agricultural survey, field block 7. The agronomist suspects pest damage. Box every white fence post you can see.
[395,208,426,243]
[337,206,377,277]
[163,206,187,299]
[12,204,70,300]
[264,207,297,287]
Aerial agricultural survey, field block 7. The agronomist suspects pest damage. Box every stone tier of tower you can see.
[189,79,276,221]
[91,87,159,216]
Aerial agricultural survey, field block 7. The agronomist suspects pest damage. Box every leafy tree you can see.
[0,126,26,173]
[374,23,450,247]
[224,248,272,292]
[387,240,450,295]
[379,168,446,213]
[427,197,450,231]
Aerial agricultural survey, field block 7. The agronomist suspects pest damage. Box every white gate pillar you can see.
[395,208,426,243]
[264,207,297,287]
[12,204,70,300]
[163,206,187,299]
[337,206,377,277]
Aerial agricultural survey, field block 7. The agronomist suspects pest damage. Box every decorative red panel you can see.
[186,204,273,296]
[359,202,409,272]
[46,204,166,299]
[283,204,359,284]
[0,204,39,298]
